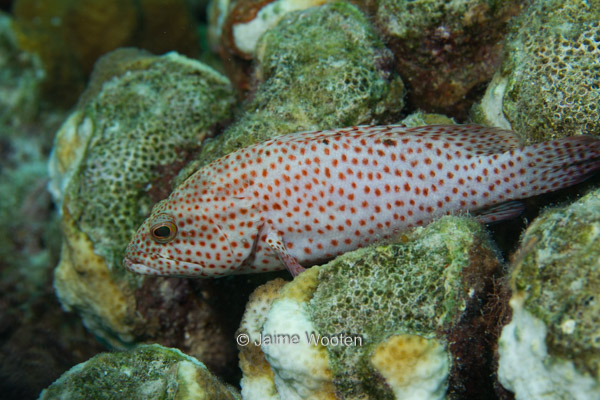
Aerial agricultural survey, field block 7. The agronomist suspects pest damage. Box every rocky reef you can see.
[208,0,337,92]
[49,49,235,268]
[210,0,525,119]
[47,49,245,376]
[3,0,600,399]
[0,9,106,399]
[192,1,405,174]
[215,0,333,59]
[0,11,44,128]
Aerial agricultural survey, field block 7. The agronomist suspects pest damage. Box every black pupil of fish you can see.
[154,225,172,238]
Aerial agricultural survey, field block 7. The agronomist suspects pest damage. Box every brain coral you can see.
[473,0,600,143]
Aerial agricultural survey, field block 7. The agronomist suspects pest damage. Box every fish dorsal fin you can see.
[260,124,524,156]
[405,124,524,155]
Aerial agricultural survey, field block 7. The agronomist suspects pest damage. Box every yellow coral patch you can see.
[279,265,321,303]
[370,334,449,398]
[176,360,240,400]
[54,207,137,345]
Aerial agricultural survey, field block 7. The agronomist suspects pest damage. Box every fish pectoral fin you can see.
[472,201,525,223]
[265,230,306,278]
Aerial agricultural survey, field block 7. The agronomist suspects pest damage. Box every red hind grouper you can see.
[123,125,600,277]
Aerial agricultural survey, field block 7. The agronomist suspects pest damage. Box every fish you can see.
[123,124,600,277]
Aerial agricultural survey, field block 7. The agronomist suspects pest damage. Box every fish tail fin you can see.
[522,135,600,196]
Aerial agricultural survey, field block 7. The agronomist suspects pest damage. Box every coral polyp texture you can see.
[238,216,505,399]
[473,0,600,143]
[498,188,600,400]
[38,344,241,400]
[209,0,338,91]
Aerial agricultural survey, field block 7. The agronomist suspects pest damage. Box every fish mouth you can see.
[123,257,161,275]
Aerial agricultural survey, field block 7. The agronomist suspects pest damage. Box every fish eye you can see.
[150,221,177,243]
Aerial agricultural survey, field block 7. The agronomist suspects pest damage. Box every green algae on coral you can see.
[509,188,600,377]
[253,2,403,132]
[181,1,404,179]
[308,216,501,398]
[219,0,335,59]
[472,0,600,143]
[38,344,240,400]
[497,188,600,399]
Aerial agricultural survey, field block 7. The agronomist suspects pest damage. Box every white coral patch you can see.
[498,296,600,400]
[260,298,332,400]
[240,375,280,400]
[48,111,94,209]
[477,73,512,130]
[232,0,331,56]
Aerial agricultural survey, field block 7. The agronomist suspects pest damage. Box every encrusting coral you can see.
[472,0,600,143]
[218,0,333,59]
[50,49,235,268]
[28,1,600,399]
[208,0,337,91]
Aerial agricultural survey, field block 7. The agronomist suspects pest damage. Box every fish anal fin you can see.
[473,201,525,224]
